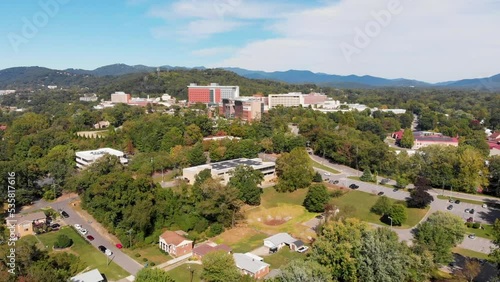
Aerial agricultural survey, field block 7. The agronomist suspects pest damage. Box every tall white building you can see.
[268,93,305,108]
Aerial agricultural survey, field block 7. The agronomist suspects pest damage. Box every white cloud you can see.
[191,47,235,56]
[216,0,500,82]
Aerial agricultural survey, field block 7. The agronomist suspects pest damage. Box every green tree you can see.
[360,168,376,182]
[303,184,330,212]
[197,179,243,227]
[387,204,407,226]
[312,172,323,182]
[275,148,314,192]
[277,260,332,282]
[135,268,175,282]
[228,165,264,206]
[188,142,207,166]
[399,129,414,149]
[54,234,73,249]
[370,196,392,215]
[414,211,466,264]
[184,124,203,146]
[161,127,184,151]
[201,251,241,282]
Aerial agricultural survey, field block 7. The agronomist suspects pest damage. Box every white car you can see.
[323,172,331,176]
[297,246,309,253]
[74,224,82,230]
[79,228,88,235]
[105,249,113,256]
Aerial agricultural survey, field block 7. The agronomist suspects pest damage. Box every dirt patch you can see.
[264,218,287,226]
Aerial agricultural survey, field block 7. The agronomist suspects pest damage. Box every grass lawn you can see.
[264,248,304,269]
[152,171,175,183]
[465,224,494,240]
[122,244,172,265]
[214,227,269,253]
[311,159,340,174]
[329,190,429,228]
[37,227,129,281]
[437,195,484,206]
[452,247,490,260]
[167,263,203,282]
[260,188,308,208]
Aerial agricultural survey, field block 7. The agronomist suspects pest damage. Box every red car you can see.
[86,235,95,241]
[115,243,123,249]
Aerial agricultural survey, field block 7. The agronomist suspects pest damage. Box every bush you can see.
[330,190,344,198]
[207,223,224,237]
[135,253,141,257]
[465,222,473,228]
[371,196,392,215]
[472,223,480,229]
[54,234,73,249]
[142,258,148,262]
[149,262,156,266]
[360,169,376,182]
[312,172,323,183]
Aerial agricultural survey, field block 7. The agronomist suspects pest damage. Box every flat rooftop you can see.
[76,148,125,160]
[185,158,274,172]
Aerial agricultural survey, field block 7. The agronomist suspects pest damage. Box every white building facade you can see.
[75,148,128,169]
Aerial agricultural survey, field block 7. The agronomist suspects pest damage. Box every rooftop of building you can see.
[69,269,104,282]
[184,158,274,172]
[233,253,270,274]
[75,148,125,159]
[160,230,192,246]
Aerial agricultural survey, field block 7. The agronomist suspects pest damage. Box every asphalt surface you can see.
[24,197,142,276]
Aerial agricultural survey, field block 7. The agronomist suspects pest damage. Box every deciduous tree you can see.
[275,148,314,192]
[228,165,264,206]
[201,251,241,282]
[303,184,330,212]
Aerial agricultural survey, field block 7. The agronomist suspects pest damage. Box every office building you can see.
[75,148,128,169]
[188,83,239,104]
[110,91,131,103]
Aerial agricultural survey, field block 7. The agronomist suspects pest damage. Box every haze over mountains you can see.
[0,64,499,91]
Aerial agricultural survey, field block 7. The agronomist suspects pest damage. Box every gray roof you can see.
[70,269,104,282]
[292,240,304,248]
[265,233,296,247]
[233,253,270,274]
[211,158,262,170]
[11,211,46,224]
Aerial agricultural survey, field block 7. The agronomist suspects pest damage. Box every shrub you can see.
[142,258,148,262]
[54,234,73,249]
[207,223,224,237]
[149,262,156,266]
[303,184,330,212]
[371,196,392,215]
[472,223,480,229]
[360,169,376,182]
[465,222,473,228]
[135,253,141,257]
[312,172,323,183]
[330,190,344,198]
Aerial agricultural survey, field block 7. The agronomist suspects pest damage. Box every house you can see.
[392,130,459,150]
[263,233,303,252]
[192,241,232,259]
[233,253,270,279]
[69,269,105,282]
[6,211,47,238]
[93,121,110,129]
[159,230,193,257]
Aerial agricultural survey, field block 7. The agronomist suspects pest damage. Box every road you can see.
[22,196,142,276]
[306,153,498,253]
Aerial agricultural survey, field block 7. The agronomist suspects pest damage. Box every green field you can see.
[465,224,494,240]
[122,244,172,265]
[167,263,203,282]
[230,233,269,253]
[264,248,304,269]
[260,187,309,208]
[452,247,490,260]
[311,159,340,174]
[329,190,429,228]
[37,227,129,281]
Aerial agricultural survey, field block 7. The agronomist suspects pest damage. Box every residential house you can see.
[69,269,105,282]
[263,233,303,252]
[392,130,459,150]
[233,253,270,279]
[159,230,193,257]
[6,211,47,238]
[192,241,232,259]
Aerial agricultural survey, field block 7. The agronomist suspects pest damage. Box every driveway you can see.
[50,198,143,276]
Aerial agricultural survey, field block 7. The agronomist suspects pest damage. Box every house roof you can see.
[264,233,296,247]
[160,230,192,246]
[11,211,46,224]
[233,253,269,274]
[292,240,304,248]
[70,269,104,282]
[193,243,232,256]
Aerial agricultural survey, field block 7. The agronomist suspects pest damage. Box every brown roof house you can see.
[159,230,193,257]
[192,241,232,259]
[6,211,47,238]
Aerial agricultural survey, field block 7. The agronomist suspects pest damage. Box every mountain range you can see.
[0,64,499,91]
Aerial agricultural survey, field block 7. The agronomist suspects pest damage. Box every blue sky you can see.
[0,0,499,82]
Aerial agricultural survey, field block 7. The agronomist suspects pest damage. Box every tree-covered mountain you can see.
[1,64,499,91]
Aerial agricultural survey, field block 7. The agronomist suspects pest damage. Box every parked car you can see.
[447,205,453,210]
[380,178,390,185]
[315,214,324,219]
[468,234,476,239]
[393,188,399,192]
[482,204,488,208]
[465,208,471,213]
[297,246,309,253]
[333,180,339,184]
[98,245,106,253]
[467,217,474,223]
[470,209,475,214]
[377,192,385,196]
[349,184,359,189]
[455,200,461,204]
[86,235,95,241]
[74,224,82,230]
[116,243,123,249]
[60,211,69,218]
[449,199,455,203]
[51,223,60,229]
[105,249,113,256]
[324,172,331,176]
[79,228,88,235]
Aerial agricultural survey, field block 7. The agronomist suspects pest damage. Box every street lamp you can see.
[388,216,393,228]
